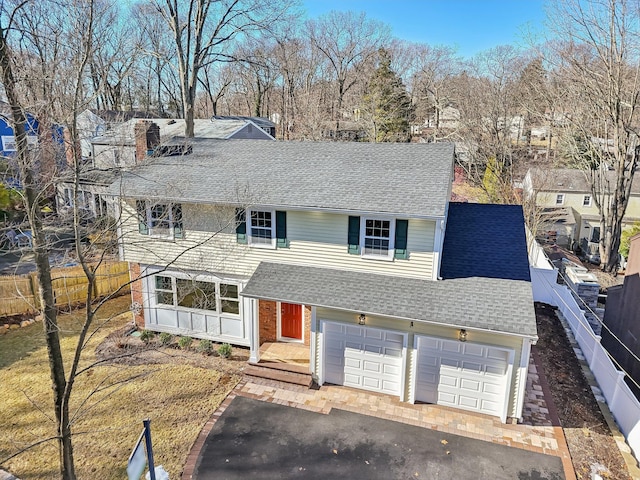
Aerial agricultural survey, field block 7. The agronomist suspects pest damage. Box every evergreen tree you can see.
[360,48,414,142]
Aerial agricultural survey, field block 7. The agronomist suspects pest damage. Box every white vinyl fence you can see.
[528,236,640,461]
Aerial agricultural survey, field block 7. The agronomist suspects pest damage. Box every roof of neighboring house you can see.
[108,139,455,217]
[440,202,531,281]
[527,168,640,194]
[91,117,274,146]
[241,262,537,337]
[88,109,160,123]
[211,115,275,129]
[58,168,121,187]
[539,207,576,226]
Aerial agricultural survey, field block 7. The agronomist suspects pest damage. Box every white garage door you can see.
[322,322,406,397]
[414,335,512,421]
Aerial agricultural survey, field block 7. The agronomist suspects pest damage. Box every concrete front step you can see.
[245,363,313,387]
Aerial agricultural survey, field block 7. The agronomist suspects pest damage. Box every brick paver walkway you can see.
[182,350,576,480]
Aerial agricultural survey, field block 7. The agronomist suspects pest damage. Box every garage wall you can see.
[313,307,527,419]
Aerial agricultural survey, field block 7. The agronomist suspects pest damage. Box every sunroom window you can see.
[155,275,174,306]
[176,279,217,311]
[153,274,240,315]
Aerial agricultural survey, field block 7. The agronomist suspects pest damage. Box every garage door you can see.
[414,335,512,421]
[322,322,406,396]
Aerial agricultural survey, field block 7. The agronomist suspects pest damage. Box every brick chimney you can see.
[134,120,160,163]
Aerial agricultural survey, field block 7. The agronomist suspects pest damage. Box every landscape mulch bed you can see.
[95,326,250,376]
[535,302,632,480]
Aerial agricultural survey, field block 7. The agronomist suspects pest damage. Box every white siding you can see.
[312,306,526,420]
[120,202,437,280]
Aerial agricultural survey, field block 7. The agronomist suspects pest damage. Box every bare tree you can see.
[406,42,462,141]
[546,0,640,272]
[149,0,295,137]
[454,45,526,196]
[306,11,390,134]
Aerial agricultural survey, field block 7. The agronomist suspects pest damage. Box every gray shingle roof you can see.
[528,168,640,194]
[241,262,537,337]
[91,118,272,146]
[109,140,455,217]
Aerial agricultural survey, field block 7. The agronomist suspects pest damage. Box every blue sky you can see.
[302,0,547,58]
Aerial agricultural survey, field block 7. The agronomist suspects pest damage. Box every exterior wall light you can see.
[458,329,468,342]
[358,313,366,325]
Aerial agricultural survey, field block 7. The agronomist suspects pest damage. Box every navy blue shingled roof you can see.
[441,203,531,281]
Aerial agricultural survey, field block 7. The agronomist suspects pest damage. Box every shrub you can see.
[159,332,173,346]
[178,336,193,350]
[218,343,232,358]
[197,339,213,354]
[139,330,154,344]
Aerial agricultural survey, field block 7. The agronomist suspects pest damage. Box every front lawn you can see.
[0,296,242,479]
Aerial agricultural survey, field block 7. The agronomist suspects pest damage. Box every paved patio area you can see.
[182,348,576,480]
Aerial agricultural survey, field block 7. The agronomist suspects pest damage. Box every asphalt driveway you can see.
[193,396,565,480]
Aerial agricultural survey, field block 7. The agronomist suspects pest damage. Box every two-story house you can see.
[110,139,537,423]
[524,168,640,258]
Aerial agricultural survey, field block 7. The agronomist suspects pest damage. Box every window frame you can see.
[555,193,565,205]
[582,195,592,207]
[247,208,276,249]
[151,273,241,317]
[360,216,396,261]
[138,200,183,239]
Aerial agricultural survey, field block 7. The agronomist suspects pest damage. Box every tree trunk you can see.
[0,27,75,480]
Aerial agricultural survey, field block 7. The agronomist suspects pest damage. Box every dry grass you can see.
[0,296,241,479]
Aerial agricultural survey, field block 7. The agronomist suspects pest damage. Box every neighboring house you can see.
[91,117,275,170]
[110,140,538,423]
[523,168,640,258]
[602,233,640,400]
[0,101,39,157]
[75,109,160,161]
[56,117,275,219]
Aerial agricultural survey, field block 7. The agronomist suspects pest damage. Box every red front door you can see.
[280,303,302,340]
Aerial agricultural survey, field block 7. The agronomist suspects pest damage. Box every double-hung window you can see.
[236,208,287,248]
[583,195,592,207]
[555,194,565,205]
[136,200,183,239]
[361,217,395,260]
[248,209,275,248]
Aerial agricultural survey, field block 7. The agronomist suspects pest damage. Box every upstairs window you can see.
[361,217,395,260]
[249,209,275,247]
[583,195,592,207]
[136,200,183,239]
[555,194,565,205]
[348,216,407,260]
[236,208,287,248]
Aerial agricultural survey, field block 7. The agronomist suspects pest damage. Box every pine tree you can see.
[360,48,414,142]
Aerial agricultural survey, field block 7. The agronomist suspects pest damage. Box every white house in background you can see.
[55,117,275,219]
[91,117,275,170]
[109,139,538,423]
[524,168,640,258]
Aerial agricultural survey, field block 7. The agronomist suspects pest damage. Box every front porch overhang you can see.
[240,262,538,339]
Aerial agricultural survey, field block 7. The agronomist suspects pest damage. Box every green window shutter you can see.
[235,208,247,244]
[394,219,409,259]
[347,216,360,254]
[136,200,148,235]
[276,210,288,248]
[172,203,183,239]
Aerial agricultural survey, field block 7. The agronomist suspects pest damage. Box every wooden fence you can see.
[0,261,130,317]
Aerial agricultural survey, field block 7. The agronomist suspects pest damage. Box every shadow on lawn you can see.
[0,295,131,370]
